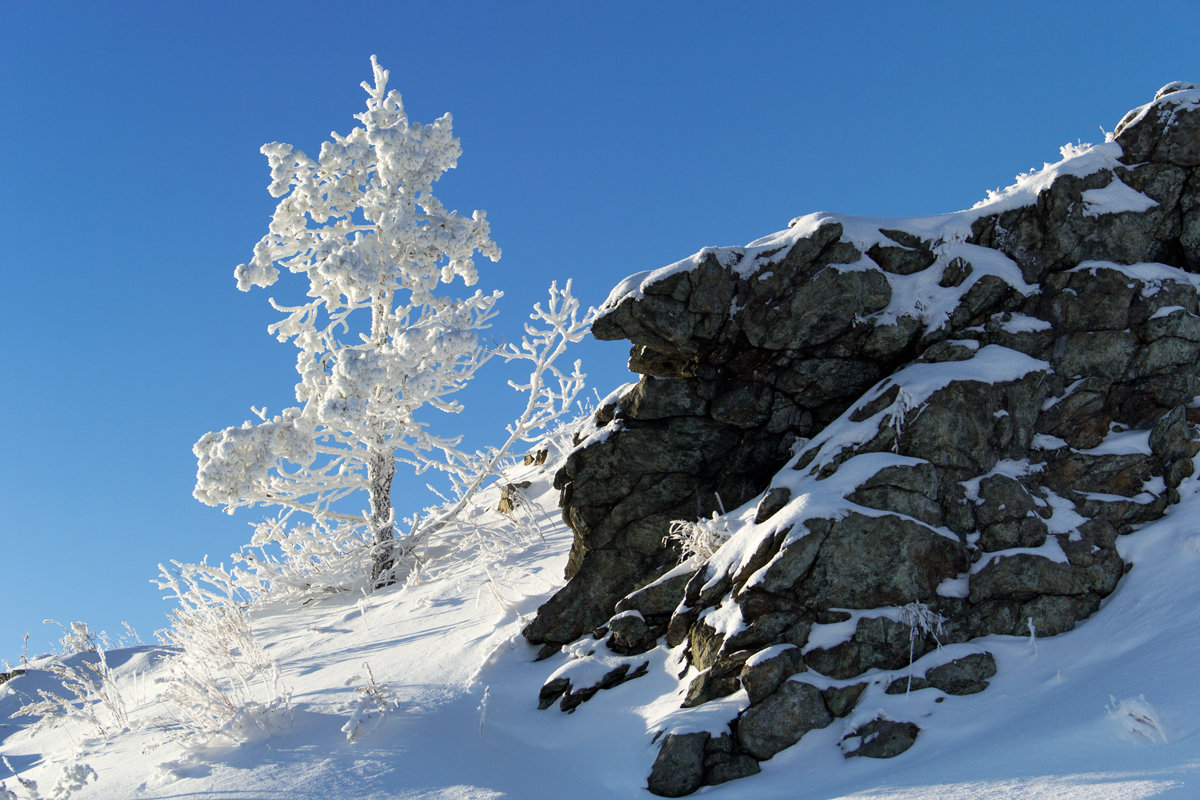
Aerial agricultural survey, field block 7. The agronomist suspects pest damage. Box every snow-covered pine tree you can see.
[193,57,502,585]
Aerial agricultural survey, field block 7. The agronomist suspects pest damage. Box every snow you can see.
[1070,260,1200,297]
[1032,433,1069,450]
[544,640,649,696]
[935,574,970,599]
[863,241,1031,335]
[744,644,797,668]
[960,459,1040,502]
[598,130,1172,346]
[970,141,1126,216]
[998,313,1052,333]
[1081,428,1152,456]
[1150,305,1189,320]
[1112,84,1200,149]
[970,536,1070,575]
[1040,490,1090,536]
[874,345,1049,408]
[641,683,751,738]
[4,441,1200,799]
[796,345,1049,476]
[601,246,740,309]
[698,596,747,640]
[12,375,1200,800]
[1081,177,1158,217]
[803,612,873,653]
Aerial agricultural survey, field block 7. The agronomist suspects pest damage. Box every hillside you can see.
[4,83,1200,799]
[2,441,1198,799]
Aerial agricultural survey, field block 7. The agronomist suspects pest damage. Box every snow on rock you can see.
[1081,176,1158,217]
[526,81,1200,795]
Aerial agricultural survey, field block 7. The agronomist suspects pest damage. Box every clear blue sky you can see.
[2,0,1197,660]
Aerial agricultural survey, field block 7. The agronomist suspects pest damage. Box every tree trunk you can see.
[367,445,396,586]
[368,288,396,586]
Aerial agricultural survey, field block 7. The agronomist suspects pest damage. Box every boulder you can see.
[736,680,833,760]
[841,719,920,759]
[647,733,708,797]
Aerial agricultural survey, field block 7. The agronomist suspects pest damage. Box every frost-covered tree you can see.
[194,57,508,584]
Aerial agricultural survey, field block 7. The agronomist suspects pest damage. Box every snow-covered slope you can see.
[7,84,1200,799]
[2,433,1199,799]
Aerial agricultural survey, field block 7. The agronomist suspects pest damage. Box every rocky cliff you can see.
[526,82,1200,796]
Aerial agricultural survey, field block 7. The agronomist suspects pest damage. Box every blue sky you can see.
[2,0,1197,660]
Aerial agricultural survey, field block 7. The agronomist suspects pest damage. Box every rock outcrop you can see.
[527,83,1200,795]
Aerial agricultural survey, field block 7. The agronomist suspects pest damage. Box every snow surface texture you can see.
[2,437,1200,798]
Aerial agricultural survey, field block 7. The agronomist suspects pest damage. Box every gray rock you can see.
[681,650,751,707]
[1042,451,1155,498]
[804,615,935,680]
[629,345,699,378]
[754,487,792,523]
[619,377,708,419]
[1053,331,1140,380]
[866,238,936,275]
[969,552,1092,602]
[736,680,833,760]
[1127,336,1200,378]
[607,611,656,655]
[740,646,806,704]
[538,677,571,710]
[711,381,774,428]
[723,610,804,654]
[793,513,968,609]
[1036,377,1112,449]
[975,475,1048,551]
[920,339,980,363]
[742,264,892,351]
[647,732,709,797]
[847,461,943,527]
[1139,309,1200,344]
[522,547,650,645]
[681,668,741,708]
[1041,267,1139,331]
[842,719,920,759]
[704,754,761,785]
[616,567,698,622]
[898,370,1049,474]
[687,620,726,673]
[1166,457,1195,489]
[821,682,867,717]
[984,165,1180,281]
[1071,489,1168,533]
[751,519,830,595]
[925,652,997,695]
[939,256,973,288]
[1116,83,1200,167]
[527,83,1200,792]
[701,734,763,783]
[526,449,548,467]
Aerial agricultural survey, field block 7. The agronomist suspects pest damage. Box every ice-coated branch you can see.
[197,56,504,585]
[417,280,595,535]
